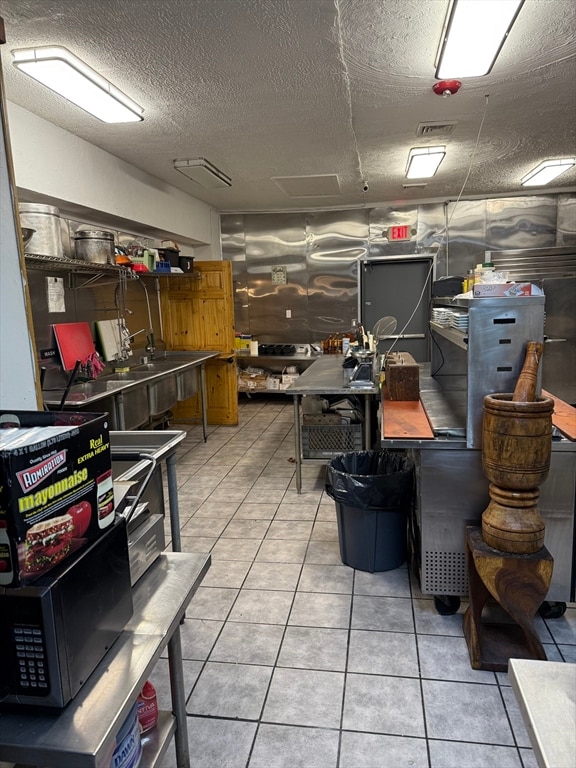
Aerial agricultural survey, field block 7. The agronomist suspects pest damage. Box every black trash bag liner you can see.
[325,450,414,511]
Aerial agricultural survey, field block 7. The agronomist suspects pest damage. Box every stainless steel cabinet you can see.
[430,295,545,447]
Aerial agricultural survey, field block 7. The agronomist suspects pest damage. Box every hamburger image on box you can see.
[0,410,113,588]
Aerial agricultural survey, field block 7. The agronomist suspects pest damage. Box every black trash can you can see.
[325,450,414,572]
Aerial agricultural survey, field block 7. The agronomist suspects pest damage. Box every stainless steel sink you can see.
[43,354,216,428]
[42,386,118,427]
[44,380,127,402]
[133,362,180,372]
[105,371,156,382]
[107,370,177,417]
[133,361,198,401]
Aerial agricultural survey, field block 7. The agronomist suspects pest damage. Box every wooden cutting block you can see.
[385,351,420,401]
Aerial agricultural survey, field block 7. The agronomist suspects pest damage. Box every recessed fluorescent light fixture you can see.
[173,158,232,188]
[406,146,446,179]
[12,46,144,123]
[521,158,576,187]
[436,0,524,79]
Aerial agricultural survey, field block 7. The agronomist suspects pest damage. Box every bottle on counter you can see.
[481,261,495,282]
[137,680,158,733]
[0,520,14,586]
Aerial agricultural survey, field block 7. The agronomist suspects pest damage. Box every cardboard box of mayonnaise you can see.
[0,410,114,588]
[473,282,539,297]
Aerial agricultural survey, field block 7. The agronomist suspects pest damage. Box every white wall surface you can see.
[0,108,40,410]
[7,102,220,255]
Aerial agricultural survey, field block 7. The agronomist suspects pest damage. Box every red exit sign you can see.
[387,225,412,241]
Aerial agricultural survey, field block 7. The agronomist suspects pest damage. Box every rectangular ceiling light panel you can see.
[406,146,446,179]
[521,159,576,186]
[173,158,232,188]
[12,47,144,123]
[436,0,525,79]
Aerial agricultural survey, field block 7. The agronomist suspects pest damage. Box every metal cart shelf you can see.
[0,552,211,768]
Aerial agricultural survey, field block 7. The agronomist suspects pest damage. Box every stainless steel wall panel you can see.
[486,196,557,251]
[557,194,576,247]
[368,206,418,258]
[541,276,576,403]
[416,203,446,269]
[221,194,575,348]
[306,210,368,338]
[221,215,248,334]
[445,199,487,277]
[245,213,308,342]
[28,267,98,390]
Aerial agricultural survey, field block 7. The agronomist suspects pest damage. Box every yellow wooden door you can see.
[160,261,238,425]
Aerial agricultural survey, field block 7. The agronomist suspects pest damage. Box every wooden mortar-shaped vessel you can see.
[481,342,554,553]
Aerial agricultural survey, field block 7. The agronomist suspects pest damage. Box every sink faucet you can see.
[134,275,156,355]
[122,327,156,359]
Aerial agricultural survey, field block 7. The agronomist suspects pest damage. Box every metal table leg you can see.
[293,393,302,494]
[168,625,191,768]
[200,363,208,442]
[116,392,126,430]
[166,453,181,552]
[364,393,372,449]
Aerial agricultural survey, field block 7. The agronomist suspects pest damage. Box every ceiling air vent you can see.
[416,121,458,137]
[271,175,341,198]
[403,183,427,189]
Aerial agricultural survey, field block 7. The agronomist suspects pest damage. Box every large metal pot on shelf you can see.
[74,229,115,264]
[18,202,64,258]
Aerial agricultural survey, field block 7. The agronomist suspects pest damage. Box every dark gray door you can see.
[360,257,432,361]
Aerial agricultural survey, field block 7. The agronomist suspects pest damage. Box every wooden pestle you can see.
[512,341,544,402]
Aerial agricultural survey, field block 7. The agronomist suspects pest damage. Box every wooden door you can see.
[160,260,238,425]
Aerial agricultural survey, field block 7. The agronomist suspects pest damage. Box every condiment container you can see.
[19,203,64,258]
[74,229,115,264]
[110,702,142,768]
[0,520,14,586]
[137,680,158,733]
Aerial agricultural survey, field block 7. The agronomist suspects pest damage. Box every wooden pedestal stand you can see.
[463,527,553,671]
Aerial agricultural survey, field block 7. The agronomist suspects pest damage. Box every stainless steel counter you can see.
[509,658,576,768]
[0,552,211,768]
[380,367,576,602]
[286,356,379,493]
[43,351,219,439]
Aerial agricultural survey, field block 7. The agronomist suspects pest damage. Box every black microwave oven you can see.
[0,517,133,709]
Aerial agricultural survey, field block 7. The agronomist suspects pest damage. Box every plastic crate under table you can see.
[302,423,363,458]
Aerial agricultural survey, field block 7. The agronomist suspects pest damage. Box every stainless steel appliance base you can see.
[128,512,165,585]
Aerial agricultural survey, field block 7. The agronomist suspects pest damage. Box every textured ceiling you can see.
[1,0,575,212]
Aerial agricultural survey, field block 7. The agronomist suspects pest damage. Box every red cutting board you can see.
[53,322,96,371]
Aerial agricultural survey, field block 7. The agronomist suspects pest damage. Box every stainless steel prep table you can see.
[509,658,576,768]
[381,367,576,604]
[286,355,379,494]
[0,552,210,768]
